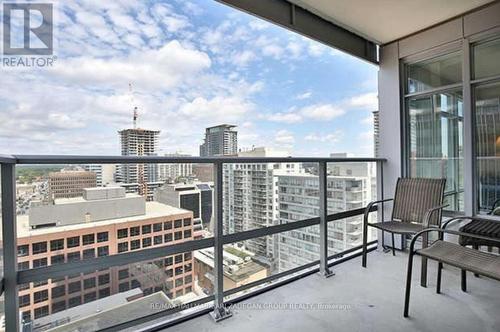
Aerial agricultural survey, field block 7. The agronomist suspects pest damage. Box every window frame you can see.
[401,34,500,217]
[470,36,500,216]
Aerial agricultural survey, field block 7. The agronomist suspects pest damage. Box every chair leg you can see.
[420,233,428,288]
[461,270,467,292]
[472,244,480,278]
[391,233,396,256]
[436,262,443,294]
[381,231,391,253]
[403,250,414,317]
[362,220,368,268]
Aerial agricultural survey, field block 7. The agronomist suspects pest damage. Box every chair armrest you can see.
[423,204,449,228]
[441,216,474,230]
[367,198,394,207]
[489,198,500,214]
[409,227,500,254]
[363,198,393,222]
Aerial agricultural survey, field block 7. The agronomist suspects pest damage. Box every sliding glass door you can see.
[405,53,464,211]
[473,38,500,215]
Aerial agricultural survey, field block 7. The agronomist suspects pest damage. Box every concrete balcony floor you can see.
[164,249,500,332]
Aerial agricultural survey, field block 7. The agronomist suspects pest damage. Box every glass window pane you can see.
[406,52,462,94]
[473,38,500,80]
[475,82,500,214]
[407,89,464,211]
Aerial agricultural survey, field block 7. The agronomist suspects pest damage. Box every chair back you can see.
[391,178,446,226]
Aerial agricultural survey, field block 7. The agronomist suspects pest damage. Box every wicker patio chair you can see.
[362,178,447,272]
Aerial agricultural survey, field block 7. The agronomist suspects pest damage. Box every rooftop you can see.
[41,290,174,332]
[165,250,500,332]
[206,124,237,130]
[16,201,191,238]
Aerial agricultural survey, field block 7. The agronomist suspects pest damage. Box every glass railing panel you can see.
[18,249,211,331]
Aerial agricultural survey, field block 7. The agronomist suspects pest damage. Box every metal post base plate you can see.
[382,246,392,253]
[319,268,335,278]
[210,306,233,322]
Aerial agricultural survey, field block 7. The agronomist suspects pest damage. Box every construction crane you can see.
[129,82,139,129]
[129,82,148,198]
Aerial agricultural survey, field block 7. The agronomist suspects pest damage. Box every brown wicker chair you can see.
[362,178,447,274]
[403,227,500,317]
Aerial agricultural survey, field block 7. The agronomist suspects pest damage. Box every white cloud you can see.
[348,92,378,110]
[249,20,270,31]
[357,130,375,156]
[178,96,254,123]
[262,44,284,59]
[361,115,374,125]
[308,42,325,57]
[266,112,302,124]
[163,15,191,32]
[183,2,204,16]
[295,91,312,100]
[52,40,211,90]
[299,104,345,121]
[231,50,257,66]
[286,42,302,58]
[274,130,295,144]
[304,132,343,143]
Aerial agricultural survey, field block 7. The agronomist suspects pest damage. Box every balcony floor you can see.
[164,249,500,332]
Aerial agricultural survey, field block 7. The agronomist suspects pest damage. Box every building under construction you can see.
[115,84,162,199]
[117,128,161,199]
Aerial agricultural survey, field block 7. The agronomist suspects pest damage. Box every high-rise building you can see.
[48,170,97,199]
[83,164,103,186]
[276,166,376,272]
[117,128,161,200]
[83,164,116,187]
[17,187,195,323]
[199,124,238,157]
[154,182,213,237]
[223,147,301,267]
[157,153,193,183]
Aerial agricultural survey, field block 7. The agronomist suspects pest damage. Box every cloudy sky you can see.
[0,0,378,157]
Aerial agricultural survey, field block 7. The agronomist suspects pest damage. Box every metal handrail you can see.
[1,154,386,164]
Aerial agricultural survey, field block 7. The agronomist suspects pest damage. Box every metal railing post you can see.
[1,163,20,331]
[319,161,334,278]
[210,161,232,322]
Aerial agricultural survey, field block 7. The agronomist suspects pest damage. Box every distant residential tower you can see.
[199,124,238,157]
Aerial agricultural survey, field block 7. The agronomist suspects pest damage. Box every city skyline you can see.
[0,0,378,157]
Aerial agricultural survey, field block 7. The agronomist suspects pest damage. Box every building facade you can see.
[276,168,376,272]
[154,182,213,236]
[17,188,195,323]
[117,128,161,199]
[48,171,97,199]
[199,124,237,157]
[222,147,301,267]
[157,154,193,183]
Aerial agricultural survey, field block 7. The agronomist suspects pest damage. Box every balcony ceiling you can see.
[289,0,496,44]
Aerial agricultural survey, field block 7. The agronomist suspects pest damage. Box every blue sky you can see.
[0,0,378,156]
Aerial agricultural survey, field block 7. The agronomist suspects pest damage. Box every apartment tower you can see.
[199,124,238,157]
